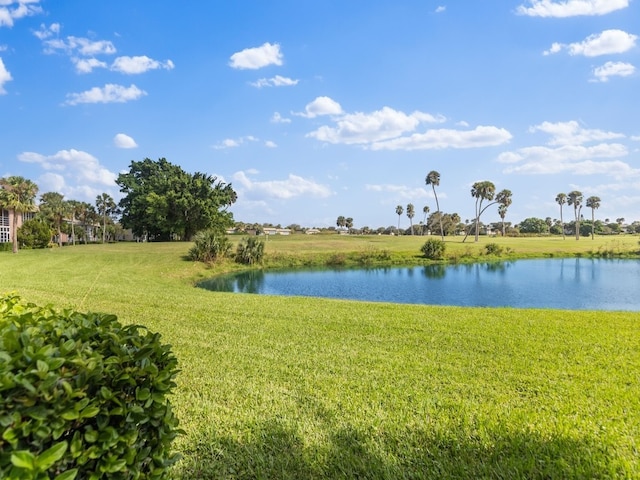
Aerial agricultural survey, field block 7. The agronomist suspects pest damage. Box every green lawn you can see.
[2,237,639,478]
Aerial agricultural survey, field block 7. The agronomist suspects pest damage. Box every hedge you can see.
[0,293,181,479]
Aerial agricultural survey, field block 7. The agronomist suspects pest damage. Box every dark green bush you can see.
[420,238,446,260]
[0,293,181,479]
[188,228,231,263]
[18,219,53,249]
[235,237,265,265]
[484,242,504,256]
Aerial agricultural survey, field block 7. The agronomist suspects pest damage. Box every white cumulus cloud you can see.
[232,171,331,199]
[73,57,108,74]
[529,121,625,145]
[64,83,147,105]
[113,133,138,149]
[592,61,635,82]
[0,57,12,94]
[544,29,637,57]
[517,0,629,17]
[370,125,512,151]
[229,42,283,69]
[297,96,344,118]
[111,55,175,74]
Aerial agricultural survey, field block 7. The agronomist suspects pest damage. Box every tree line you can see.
[0,158,237,253]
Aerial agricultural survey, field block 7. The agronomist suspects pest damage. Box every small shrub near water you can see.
[188,228,231,263]
[485,243,504,256]
[235,237,265,265]
[420,238,446,260]
[0,293,181,479]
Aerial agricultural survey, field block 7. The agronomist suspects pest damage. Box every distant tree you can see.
[421,205,430,235]
[616,217,625,226]
[464,183,511,242]
[518,217,550,234]
[567,191,583,240]
[395,205,403,234]
[17,219,52,249]
[425,171,443,239]
[345,217,354,230]
[336,216,346,230]
[0,176,39,253]
[96,193,118,244]
[555,193,567,239]
[117,158,236,241]
[586,196,601,240]
[406,203,415,235]
[39,192,69,247]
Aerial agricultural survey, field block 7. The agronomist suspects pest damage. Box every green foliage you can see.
[17,219,52,249]
[420,238,446,260]
[0,242,13,252]
[117,158,237,241]
[188,228,232,263]
[484,242,504,256]
[235,237,265,265]
[0,294,181,479]
[518,217,550,234]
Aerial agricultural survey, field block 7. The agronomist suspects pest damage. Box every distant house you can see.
[263,227,291,236]
[305,228,320,235]
[1,209,36,245]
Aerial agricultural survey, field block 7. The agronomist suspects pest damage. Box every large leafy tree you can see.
[39,192,69,247]
[406,203,415,235]
[0,176,39,253]
[116,158,237,241]
[586,196,601,240]
[555,193,567,240]
[567,190,583,240]
[425,171,443,239]
[96,193,118,244]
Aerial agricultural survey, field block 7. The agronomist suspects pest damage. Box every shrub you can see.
[188,228,231,263]
[420,238,446,260]
[235,237,265,265]
[18,219,53,249]
[0,293,181,479]
[484,243,503,256]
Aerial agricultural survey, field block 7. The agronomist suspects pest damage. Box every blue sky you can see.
[1,0,639,229]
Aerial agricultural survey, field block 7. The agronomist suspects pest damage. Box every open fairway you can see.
[2,236,639,478]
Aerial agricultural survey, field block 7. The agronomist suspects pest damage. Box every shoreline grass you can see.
[2,236,639,478]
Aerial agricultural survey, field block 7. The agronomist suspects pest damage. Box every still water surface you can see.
[199,258,640,311]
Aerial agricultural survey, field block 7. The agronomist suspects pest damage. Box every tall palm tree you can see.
[39,192,69,247]
[555,193,567,240]
[96,193,117,243]
[336,216,346,231]
[470,181,495,242]
[345,217,354,233]
[395,205,403,235]
[498,204,508,236]
[567,191,583,240]
[586,196,601,240]
[66,199,85,245]
[422,205,430,235]
[406,203,415,235]
[0,176,39,253]
[425,171,443,239]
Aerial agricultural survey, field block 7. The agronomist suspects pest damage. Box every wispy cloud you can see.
[229,42,283,69]
[111,55,174,74]
[232,171,332,199]
[271,112,291,124]
[64,84,147,105]
[517,0,629,17]
[0,0,43,28]
[212,135,259,150]
[250,75,298,88]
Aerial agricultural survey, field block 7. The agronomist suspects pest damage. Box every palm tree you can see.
[96,193,117,244]
[422,205,430,235]
[586,196,601,240]
[336,216,346,231]
[39,192,69,247]
[395,205,403,235]
[567,191,583,240]
[425,171,443,239]
[0,176,39,253]
[555,193,567,240]
[345,217,354,233]
[470,181,495,242]
[406,203,415,235]
[498,204,508,236]
[66,199,85,245]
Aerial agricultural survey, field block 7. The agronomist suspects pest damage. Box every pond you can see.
[198,258,640,311]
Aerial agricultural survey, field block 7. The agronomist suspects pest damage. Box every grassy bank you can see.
[1,237,639,478]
